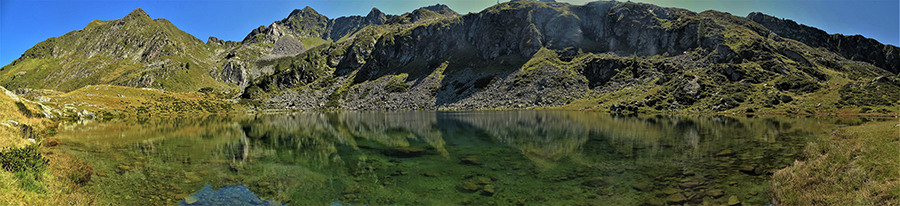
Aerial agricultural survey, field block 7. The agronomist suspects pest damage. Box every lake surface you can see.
[57,111,849,206]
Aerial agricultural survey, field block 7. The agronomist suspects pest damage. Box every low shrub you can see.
[0,144,49,173]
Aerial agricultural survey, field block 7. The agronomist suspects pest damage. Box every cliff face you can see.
[747,12,899,74]
[3,1,899,113]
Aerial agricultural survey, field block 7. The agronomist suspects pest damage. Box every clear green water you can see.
[57,111,844,206]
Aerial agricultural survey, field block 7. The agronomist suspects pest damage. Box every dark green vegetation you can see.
[0,144,48,173]
[0,144,49,193]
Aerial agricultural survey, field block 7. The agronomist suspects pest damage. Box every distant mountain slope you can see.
[747,12,899,74]
[2,1,898,114]
[0,9,237,93]
[235,1,898,113]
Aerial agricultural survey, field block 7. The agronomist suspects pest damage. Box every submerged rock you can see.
[582,177,608,187]
[643,197,665,206]
[458,181,479,192]
[661,187,680,195]
[738,164,755,174]
[716,149,734,156]
[178,184,284,206]
[666,193,686,204]
[481,184,496,196]
[631,182,652,191]
[706,189,725,198]
[727,195,741,205]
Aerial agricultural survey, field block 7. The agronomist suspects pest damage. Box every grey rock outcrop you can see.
[211,61,249,89]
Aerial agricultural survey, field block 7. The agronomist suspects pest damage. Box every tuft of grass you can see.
[772,120,900,205]
[384,74,411,93]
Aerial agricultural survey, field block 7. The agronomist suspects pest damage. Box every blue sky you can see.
[1,0,897,67]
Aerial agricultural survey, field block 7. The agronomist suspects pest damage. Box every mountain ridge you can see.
[2,1,898,114]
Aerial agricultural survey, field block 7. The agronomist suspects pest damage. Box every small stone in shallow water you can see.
[661,187,680,195]
[643,197,664,206]
[706,189,725,198]
[739,164,754,171]
[481,184,496,196]
[666,193,686,204]
[717,149,734,156]
[679,178,704,188]
[727,195,740,205]
[459,181,479,192]
[631,182,652,191]
[184,196,198,204]
[475,177,492,185]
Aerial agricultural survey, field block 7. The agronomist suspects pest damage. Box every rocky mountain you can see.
[747,12,899,74]
[2,1,898,114]
[239,1,899,113]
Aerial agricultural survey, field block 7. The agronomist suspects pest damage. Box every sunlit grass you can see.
[772,119,900,205]
[0,87,99,205]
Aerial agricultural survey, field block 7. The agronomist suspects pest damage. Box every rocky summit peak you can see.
[302,6,318,14]
[124,8,150,19]
[367,7,384,17]
[421,4,456,15]
[288,6,324,19]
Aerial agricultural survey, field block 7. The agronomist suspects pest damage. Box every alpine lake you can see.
[55,111,875,206]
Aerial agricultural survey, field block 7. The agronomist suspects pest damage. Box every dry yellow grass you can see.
[0,87,46,148]
[772,119,900,205]
[0,86,102,205]
[34,84,242,117]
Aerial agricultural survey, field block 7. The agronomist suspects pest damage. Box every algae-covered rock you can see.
[661,187,680,195]
[706,189,725,198]
[666,193,686,204]
[582,177,608,187]
[458,181,479,192]
[631,182,652,191]
[727,195,741,205]
[481,184,496,196]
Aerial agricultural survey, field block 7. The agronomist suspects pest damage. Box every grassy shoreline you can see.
[0,85,243,205]
[772,119,900,205]
[1,85,897,205]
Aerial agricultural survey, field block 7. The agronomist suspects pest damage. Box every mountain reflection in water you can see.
[58,111,843,205]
